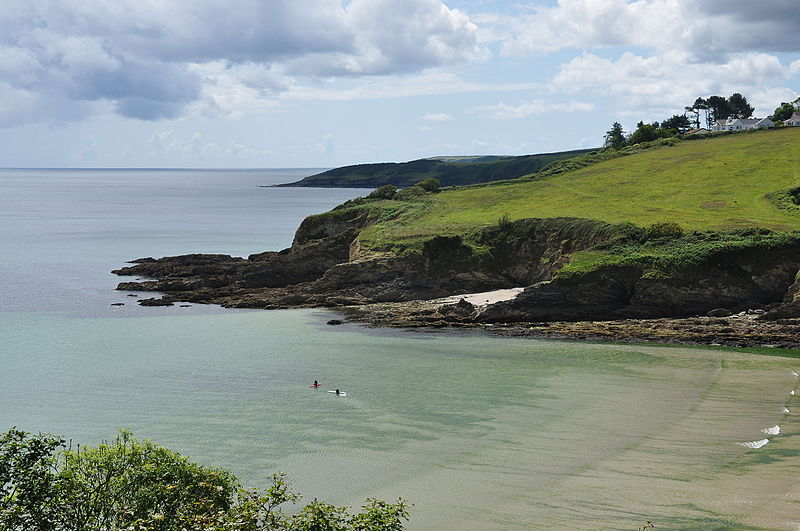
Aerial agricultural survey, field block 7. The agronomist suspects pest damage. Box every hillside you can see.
[278,148,594,188]
[358,128,800,250]
[116,127,800,343]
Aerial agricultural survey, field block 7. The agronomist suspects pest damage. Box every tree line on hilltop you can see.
[604,93,800,150]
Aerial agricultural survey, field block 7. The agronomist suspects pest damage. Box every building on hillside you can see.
[684,128,711,135]
[785,112,800,126]
[711,117,775,131]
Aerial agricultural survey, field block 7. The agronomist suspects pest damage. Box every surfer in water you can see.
[313,380,319,387]
[335,389,340,395]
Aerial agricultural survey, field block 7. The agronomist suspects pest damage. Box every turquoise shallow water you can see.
[1,169,799,529]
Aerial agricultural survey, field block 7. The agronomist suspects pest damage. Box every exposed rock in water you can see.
[138,297,174,307]
[326,319,344,325]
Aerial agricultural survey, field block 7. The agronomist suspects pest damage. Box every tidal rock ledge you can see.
[113,209,800,345]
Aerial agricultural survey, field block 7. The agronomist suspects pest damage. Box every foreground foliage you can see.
[0,429,409,531]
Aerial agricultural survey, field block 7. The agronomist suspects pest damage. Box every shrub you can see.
[0,428,410,531]
[395,186,427,201]
[496,212,512,230]
[645,222,684,240]
[367,185,397,200]
[416,178,440,193]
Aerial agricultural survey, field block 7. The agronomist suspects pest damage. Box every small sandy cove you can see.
[436,287,524,307]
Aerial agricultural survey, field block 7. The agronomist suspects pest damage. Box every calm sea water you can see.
[1,169,799,530]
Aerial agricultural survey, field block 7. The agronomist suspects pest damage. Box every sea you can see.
[1,168,799,530]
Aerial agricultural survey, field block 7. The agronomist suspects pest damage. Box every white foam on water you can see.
[785,407,792,414]
[761,426,781,435]
[739,439,769,449]
[792,390,796,396]
[792,370,799,377]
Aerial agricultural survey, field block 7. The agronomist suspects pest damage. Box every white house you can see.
[712,117,775,131]
[785,112,800,126]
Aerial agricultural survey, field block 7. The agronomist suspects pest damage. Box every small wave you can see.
[792,390,796,396]
[792,370,799,377]
[738,439,769,449]
[784,407,791,414]
[761,426,780,435]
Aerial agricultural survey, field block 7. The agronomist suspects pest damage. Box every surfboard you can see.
[309,382,323,388]
[328,390,347,397]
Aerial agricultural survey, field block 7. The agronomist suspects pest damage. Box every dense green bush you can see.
[415,178,440,193]
[367,185,398,200]
[1,429,409,531]
[645,222,684,240]
[394,186,427,201]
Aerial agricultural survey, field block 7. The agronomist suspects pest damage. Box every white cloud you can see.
[790,60,800,78]
[0,0,486,126]
[551,50,796,116]
[496,0,800,58]
[282,72,542,102]
[469,99,595,119]
[423,113,455,121]
[313,134,336,156]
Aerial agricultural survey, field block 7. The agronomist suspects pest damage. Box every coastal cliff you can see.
[113,130,800,347]
[114,209,800,346]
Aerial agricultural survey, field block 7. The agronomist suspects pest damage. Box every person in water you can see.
[335,389,340,395]
[313,380,318,387]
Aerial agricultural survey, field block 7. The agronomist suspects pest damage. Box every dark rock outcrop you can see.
[113,211,800,332]
[477,244,800,323]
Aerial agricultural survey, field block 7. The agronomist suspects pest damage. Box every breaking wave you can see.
[738,439,769,449]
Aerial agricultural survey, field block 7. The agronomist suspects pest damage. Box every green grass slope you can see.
[280,149,594,188]
[359,128,800,250]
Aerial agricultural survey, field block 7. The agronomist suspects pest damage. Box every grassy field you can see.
[359,128,800,250]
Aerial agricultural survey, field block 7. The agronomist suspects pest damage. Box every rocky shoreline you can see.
[112,207,800,350]
[340,298,800,349]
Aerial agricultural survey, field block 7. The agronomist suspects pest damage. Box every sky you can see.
[1,0,799,168]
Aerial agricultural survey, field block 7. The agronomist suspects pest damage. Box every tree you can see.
[705,95,731,124]
[604,122,626,150]
[661,114,692,133]
[727,93,754,119]
[1,429,411,531]
[771,102,796,122]
[0,429,65,530]
[627,122,672,145]
[691,97,710,128]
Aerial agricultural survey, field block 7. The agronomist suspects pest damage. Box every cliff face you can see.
[114,215,611,309]
[477,243,800,323]
[114,211,800,322]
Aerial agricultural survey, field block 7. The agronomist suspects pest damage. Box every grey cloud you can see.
[696,0,800,24]
[0,0,483,126]
[691,0,800,54]
[74,60,201,120]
